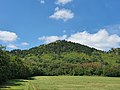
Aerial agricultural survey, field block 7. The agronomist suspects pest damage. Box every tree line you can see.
[0,40,120,84]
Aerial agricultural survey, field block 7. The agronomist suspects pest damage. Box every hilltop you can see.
[11,40,101,57]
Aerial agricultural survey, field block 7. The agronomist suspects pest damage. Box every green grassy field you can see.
[0,76,120,90]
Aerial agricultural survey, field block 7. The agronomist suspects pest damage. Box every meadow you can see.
[0,76,120,90]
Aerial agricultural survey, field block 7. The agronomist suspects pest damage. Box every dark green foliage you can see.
[103,65,120,77]
[0,48,10,83]
[0,40,120,84]
[0,46,32,84]
[11,40,99,57]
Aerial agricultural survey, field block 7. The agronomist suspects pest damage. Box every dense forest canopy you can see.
[0,40,120,84]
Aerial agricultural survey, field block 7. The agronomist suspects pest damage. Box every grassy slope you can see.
[1,76,120,90]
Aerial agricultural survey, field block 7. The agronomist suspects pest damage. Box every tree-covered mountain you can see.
[0,40,120,84]
[11,40,99,56]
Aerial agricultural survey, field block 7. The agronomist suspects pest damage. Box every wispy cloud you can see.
[7,44,18,49]
[49,7,74,21]
[38,35,67,43]
[38,0,45,4]
[63,30,67,33]
[55,0,73,5]
[21,42,29,46]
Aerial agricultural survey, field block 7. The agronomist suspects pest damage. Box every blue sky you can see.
[0,0,120,51]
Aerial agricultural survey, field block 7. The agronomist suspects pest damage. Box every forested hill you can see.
[0,40,120,84]
[10,40,119,65]
[10,40,102,57]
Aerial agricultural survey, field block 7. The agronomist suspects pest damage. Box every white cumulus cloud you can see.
[7,44,18,49]
[21,42,29,46]
[56,0,73,5]
[38,29,120,51]
[49,8,74,21]
[38,35,67,43]
[0,30,18,42]
[67,29,120,51]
